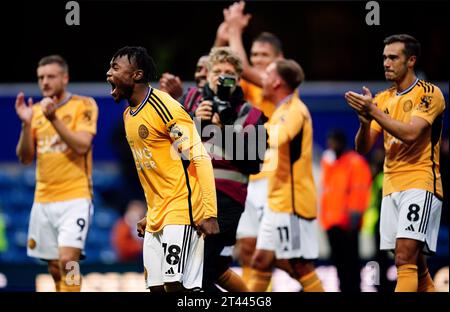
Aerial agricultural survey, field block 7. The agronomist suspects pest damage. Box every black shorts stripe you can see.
[421,195,430,234]
[183,227,193,274]
[418,192,429,233]
[151,93,174,120]
[178,225,188,274]
[422,192,433,235]
[179,225,187,274]
[419,192,432,234]
[148,98,170,124]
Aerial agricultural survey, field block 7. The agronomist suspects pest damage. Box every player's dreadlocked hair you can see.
[112,46,157,83]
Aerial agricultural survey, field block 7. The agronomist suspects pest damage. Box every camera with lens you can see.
[212,75,238,125]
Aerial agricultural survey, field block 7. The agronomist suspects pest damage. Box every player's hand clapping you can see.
[345,86,375,123]
[40,97,58,121]
[15,92,34,125]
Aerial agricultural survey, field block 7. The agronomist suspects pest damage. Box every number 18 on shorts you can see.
[143,225,204,290]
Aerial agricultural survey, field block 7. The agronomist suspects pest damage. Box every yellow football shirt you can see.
[264,94,317,218]
[124,87,215,232]
[240,79,273,180]
[31,94,98,203]
[371,79,445,198]
[240,79,275,119]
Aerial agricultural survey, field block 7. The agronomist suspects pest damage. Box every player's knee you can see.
[47,261,61,280]
[395,251,417,267]
[293,259,315,277]
[236,238,257,266]
[251,253,272,272]
[395,239,421,267]
[164,281,185,292]
[59,254,79,270]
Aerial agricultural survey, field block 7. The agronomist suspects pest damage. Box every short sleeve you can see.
[75,97,98,135]
[411,87,445,125]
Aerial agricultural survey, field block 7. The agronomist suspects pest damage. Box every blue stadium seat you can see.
[0,171,15,189]
[99,248,117,264]
[19,167,36,190]
[0,166,127,265]
[437,226,449,257]
[86,227,112,248]
[92,169,121,191]
[93,207,120,229]
[83,247,101,263]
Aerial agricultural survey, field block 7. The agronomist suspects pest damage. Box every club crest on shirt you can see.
[139,124,149,139]
[403,100,413,112]
[83,110,92,122]
[417,95,433,112]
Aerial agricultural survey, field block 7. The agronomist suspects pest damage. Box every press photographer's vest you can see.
[205,103,263,206]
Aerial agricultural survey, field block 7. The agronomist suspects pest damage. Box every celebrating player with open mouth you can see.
[106,46,219,292]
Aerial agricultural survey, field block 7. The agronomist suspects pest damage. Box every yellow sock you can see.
[248,270,272,292]
[241,266,253,284]
[242,267,270,290]
[266,278,273,292]
[418,269,435,292]
[299,271,324,292]
[217,269,249,292]
[395,264,418,292]
[60,275,82,292]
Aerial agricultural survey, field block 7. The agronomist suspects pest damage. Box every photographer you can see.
[192,47,267,292]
